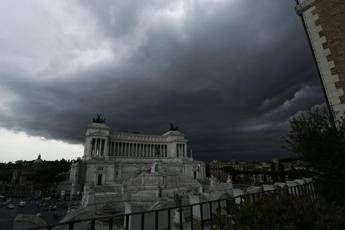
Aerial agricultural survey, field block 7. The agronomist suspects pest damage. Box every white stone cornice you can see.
[296,0,316,15]
[298,0,316,8]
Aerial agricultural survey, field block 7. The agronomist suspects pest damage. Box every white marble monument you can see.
[70,118,207,209]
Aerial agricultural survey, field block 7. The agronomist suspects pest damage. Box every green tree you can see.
[286,108,345,205]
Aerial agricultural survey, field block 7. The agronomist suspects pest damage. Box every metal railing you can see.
[25,182,317,230]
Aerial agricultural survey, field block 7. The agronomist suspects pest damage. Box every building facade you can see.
[84,122,188,161]
[70,120,208,210]
[210,160,245,182]
[296,0,345,120]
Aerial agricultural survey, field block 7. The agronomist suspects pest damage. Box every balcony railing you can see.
[24,182,317,230]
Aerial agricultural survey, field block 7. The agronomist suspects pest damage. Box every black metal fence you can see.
[25,182,317,230]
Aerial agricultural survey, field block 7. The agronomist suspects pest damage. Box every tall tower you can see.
[296,0,345,121]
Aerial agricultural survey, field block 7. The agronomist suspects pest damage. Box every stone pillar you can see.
[130,143,134,157]
[103,139,109,160]
[124,202,132,230]
[95,138,98,156]
[140,144,145,157]
[131,143,134,157]
[95,139,99,155]
[131,143,133,157]
[146,144,149,157]
[176,144,179,158]
[133,143,136,157]
[130,143,133,157]
[100,139,104,156]
[147,144,149,158]
[111,142,114,156]
[99,139,102,156]
[144,144,146,157]
[89,138,95,158]
[117,142,120,156]
[148,144,151,158]
[114,142,117,156]
[108,142,112,157]
[93,139,97,156]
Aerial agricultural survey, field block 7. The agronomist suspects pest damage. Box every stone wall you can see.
[297,0,345,120]
[314,1,345,98]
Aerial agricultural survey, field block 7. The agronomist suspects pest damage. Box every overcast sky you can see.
[0,0,324,162]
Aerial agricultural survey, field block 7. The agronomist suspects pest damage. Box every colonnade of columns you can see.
[108,142,168,158]
[90,138,188,158]
[176,143,187,157]
[90,138,106,156]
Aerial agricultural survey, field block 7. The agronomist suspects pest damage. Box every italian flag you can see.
[148,162,158,175]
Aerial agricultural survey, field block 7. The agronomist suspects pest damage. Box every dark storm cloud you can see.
[0,0,325,160]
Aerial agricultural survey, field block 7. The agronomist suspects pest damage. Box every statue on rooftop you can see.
[169,123,179,131]
[93,113,105,123]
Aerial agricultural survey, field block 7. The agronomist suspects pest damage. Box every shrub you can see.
[214,194,345,230]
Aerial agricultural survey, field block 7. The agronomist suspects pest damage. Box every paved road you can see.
[0,199,68,230]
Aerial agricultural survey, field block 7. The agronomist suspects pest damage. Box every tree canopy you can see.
[286,108,345,205]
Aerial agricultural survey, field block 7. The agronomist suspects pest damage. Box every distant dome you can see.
[33,156,43,164]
